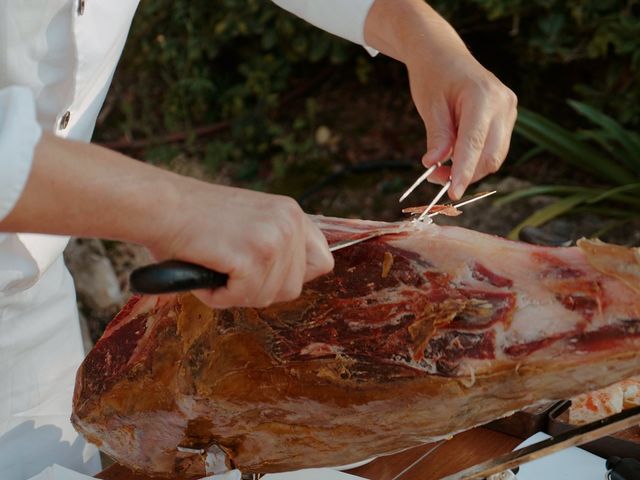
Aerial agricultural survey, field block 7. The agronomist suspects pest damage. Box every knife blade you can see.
[440,405,640,480]
[328,225,411,252]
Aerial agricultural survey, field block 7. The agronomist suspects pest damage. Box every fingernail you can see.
[452,184,464,199]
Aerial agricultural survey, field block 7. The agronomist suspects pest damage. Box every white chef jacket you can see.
[0,1,375,479]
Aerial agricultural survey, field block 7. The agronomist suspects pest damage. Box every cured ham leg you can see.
[72,217,640,478]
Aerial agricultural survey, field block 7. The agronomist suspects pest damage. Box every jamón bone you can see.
[72,216,640,477]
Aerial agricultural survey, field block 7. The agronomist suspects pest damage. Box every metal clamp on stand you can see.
[606,456,640,480]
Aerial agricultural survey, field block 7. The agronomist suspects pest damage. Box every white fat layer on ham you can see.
[379,222,638,375]
[388,227,582,343]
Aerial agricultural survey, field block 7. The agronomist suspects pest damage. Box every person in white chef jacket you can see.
[0,1,517,479]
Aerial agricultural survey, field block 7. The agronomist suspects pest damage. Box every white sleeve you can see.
[271,0,378,55]
[0,86,42,222]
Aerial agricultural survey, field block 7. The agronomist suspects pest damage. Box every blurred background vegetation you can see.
[95,0,640,241]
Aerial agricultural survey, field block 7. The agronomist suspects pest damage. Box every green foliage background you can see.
[434,0,640,125]
[101,0,360,176]
[99,0,639,181]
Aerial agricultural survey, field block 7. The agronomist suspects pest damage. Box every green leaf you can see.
[576,129,632,168]
[507,193,593,240]
[568,100,640,173]
[495,185,597,207]
[515,108,635,184]
[585,182,640,204]
[568,100,640,168]
[309,36,330,62]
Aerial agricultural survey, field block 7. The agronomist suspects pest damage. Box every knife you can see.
[129,191,496,295]
[128,227,409,294]
[440,405,640,480]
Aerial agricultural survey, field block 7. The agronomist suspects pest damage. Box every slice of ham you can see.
[401,204,462,216]
[623,377,640,407]
[71,216,640,477]
[569,376,640,425]
[569,384,625,425]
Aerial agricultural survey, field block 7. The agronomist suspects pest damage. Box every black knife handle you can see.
[129,260,228,294]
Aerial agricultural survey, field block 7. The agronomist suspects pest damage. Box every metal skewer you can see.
[401,190,497,217]
[398,161,445,203]
[417,178,452,222]
[328,232,391,252]
[427,190,497,217]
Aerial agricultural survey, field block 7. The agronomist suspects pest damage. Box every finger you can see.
[193,286,234,310]
[275,234,306,303]
[427,165,451,185]
[254,214,310,306]
[207,250,281,309]
[422,98,455,168]
[469,120,509,184]
[196,259,257,309]
[256,250,295,306]
[267,219,308,304]
[471,99,517,183]
[206,223,284,308]
[250,224,301,306]
[303,218,334,282]
[450,103,491,200]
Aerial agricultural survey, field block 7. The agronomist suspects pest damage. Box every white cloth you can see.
[29,466,366,480]
[0,1,377,479]
[0,0,141,477]
[20,465,98,480]
[0,87,41,225]
[0,256,99,480]
[0,0,141,276]
[271,0,377,55]
[203,468,364,479]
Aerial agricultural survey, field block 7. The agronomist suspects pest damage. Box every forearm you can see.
[0,132,181,247]
[364,0,516,199]
[0,132,334,308]
[364,0,468,65]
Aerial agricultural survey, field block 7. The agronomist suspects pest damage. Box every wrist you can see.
[129,167,191,252]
